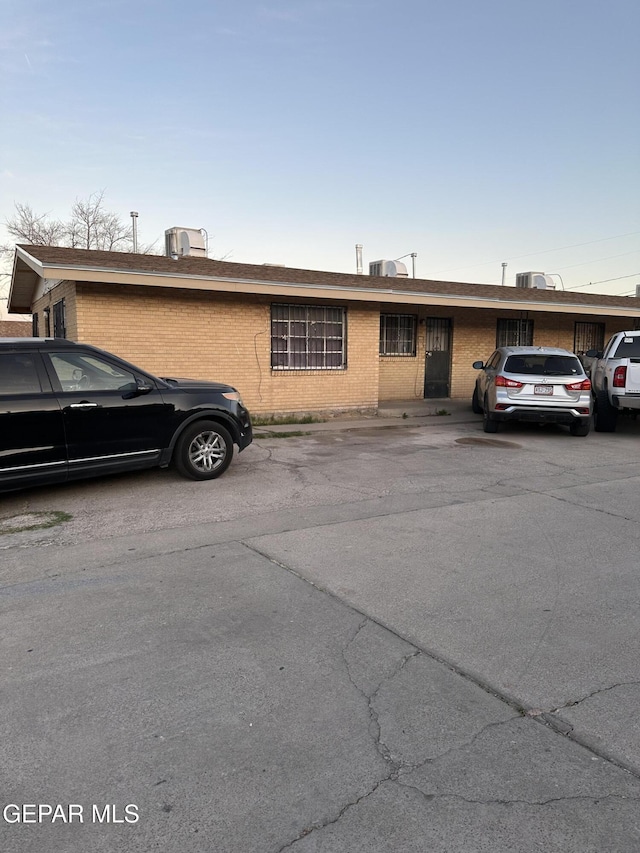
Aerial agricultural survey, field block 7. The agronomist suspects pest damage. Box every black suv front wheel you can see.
[174,420,234,480]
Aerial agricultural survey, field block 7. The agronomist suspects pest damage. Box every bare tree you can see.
[66,191,134,251]
[2,202,67,247]
[0,192,161,303]
[1,191,156,254]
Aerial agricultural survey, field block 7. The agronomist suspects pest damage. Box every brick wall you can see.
[382,308,637,401]
[379,310,426,400]
[74,283,379,416]
[0,320,32,337]
[32,281,78,340]
[34,280,640,414]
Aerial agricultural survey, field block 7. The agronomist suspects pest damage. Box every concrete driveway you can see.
[1,412,640,851]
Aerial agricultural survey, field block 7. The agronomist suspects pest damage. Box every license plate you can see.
[534,385,553,395]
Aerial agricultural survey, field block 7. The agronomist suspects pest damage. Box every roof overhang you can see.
[8,249,44,313]
[9,246,640,319]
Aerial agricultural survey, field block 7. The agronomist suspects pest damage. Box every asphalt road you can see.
[2,414,640,852]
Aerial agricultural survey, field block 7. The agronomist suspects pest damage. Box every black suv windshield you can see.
[504,354,582,376]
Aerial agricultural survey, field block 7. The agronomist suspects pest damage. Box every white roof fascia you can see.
[22,253,640,318]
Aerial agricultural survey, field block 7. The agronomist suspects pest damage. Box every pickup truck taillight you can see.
[495,375,524,388]
[613,366,627,388]
[565,379,591,391]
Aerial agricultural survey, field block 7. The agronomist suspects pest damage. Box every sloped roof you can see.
[9,244,640,317]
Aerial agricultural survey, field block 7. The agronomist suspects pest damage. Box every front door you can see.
[424,318,452,398]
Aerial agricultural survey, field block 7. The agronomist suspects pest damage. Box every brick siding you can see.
[30,279,640,415]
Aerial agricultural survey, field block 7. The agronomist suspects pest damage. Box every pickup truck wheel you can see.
[471,386,483,414]
[174,420,234,480]
[594,390,618,433]
[482,398,499,433]
[570,419,590,437]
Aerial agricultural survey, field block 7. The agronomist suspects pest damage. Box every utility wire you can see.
[432,229,640,275]
[550,250,640,272]
[567,272,640,290]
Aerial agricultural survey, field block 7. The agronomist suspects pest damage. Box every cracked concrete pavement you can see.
[2,413,640,851]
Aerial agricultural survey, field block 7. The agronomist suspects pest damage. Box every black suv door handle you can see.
[68,402,100,409]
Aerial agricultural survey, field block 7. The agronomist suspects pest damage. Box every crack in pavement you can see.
[394,715,523,775]
[395,781,640,808]
[554,681,640,710]
[340,619,421,766]
[242,540,640,788]
[487,469,640,526]
[276,778,390,852]
[242,542,640,845]
[277,776,640,851]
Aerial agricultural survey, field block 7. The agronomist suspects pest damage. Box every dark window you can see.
[613,335,640,358]
[0,353,42,395]
[425,317,452,352]
[271,304,346,370]
[504,353,582,376]
[32,313,39,336]
[53,299,66,339]
[496,318,533,347]
[574,322,604,356]
[379,314,417,356]
[48,352,137,393]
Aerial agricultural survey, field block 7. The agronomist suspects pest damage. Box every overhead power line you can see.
[432,229,640,275]
[551,250,640,272]
[567,272,640,290]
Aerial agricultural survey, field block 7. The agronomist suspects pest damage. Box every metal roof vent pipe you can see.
[130,211,139,253]
[355,244,363,275]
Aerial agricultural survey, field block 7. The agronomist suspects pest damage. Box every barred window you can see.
[379,314,417,356]
[53,299,66,339]
[271,304,346,370]
[574,322,604,356]
[496,318,533,347]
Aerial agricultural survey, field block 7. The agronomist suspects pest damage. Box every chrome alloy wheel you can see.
[188,430,227,472]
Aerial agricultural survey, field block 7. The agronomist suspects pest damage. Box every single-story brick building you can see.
[8,244,640,416]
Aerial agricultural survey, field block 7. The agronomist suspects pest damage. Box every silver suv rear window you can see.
[504,354,582,376]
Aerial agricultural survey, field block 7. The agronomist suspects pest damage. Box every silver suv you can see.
[472,346,592,436]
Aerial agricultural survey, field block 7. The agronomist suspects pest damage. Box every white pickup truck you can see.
[587,330,640,431]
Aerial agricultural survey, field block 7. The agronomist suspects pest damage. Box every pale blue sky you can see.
[1,0,639,296]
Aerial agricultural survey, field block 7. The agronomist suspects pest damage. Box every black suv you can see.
[0,338,253,492]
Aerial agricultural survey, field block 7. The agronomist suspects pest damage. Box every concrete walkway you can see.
[253,398,479,435]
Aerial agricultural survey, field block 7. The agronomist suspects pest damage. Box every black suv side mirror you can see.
[135,380,153,396]
[472,360,484,369]
[585,349,601,358]
[121,379,153,400]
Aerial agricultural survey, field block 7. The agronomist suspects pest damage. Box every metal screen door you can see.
[424,318,452,398]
